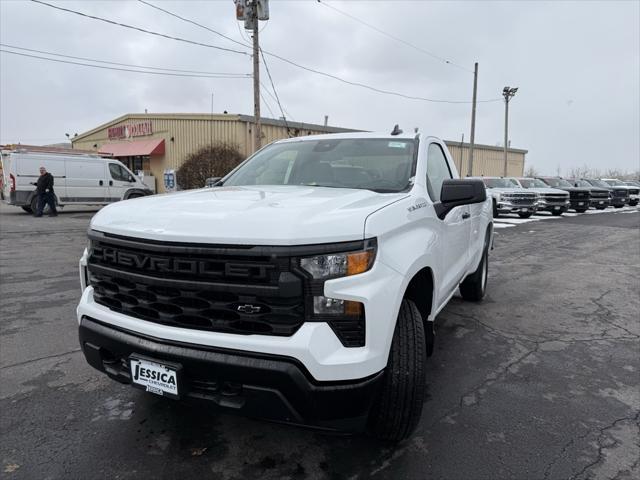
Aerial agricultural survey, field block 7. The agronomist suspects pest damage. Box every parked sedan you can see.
[536,177,591,213]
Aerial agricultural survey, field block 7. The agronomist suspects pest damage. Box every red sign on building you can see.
[108,122,153,140]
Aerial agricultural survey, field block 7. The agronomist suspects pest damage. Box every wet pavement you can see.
[1,202,638,479]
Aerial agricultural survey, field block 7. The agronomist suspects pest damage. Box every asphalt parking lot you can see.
[1,202,638,480]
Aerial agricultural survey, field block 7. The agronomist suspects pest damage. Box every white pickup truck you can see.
[77,131,493,441]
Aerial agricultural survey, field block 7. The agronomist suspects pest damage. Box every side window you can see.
[109,163,130,182]
[426,143,452,202]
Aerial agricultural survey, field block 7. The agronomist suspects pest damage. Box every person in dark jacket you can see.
[33,166,57,217]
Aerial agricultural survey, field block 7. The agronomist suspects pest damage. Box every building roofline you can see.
[72,113,527,154]
[443,140,528,154]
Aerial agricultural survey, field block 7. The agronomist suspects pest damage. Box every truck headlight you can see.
[300,239,377,279]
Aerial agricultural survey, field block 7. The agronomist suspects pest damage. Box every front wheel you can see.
[518,212,533,219]
[368,299,426,442]
[576,208,588,213]
[551,210,563,216]
[492,201,499,218]
[460,247,488,302]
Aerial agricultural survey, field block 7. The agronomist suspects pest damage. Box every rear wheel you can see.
[518,212,532,218]
[368,299,426,442]
[21,206,33,214]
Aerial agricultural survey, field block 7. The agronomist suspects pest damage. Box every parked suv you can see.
[476,176,537,218]
[510,177,570,215]
[77,132,493,441]
[601,178,638,206]
[580,179,627,208]
[569,179,610,209]
[536,177,590,212]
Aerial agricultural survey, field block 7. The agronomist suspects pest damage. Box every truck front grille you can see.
[590,191,609,199]
[569,191,589,199]
[88,233,306,337]
[613,189,628,198]
[87,231,368,347]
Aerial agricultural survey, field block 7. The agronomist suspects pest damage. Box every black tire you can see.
[596,206,606,210]
[576,208,588,213]
[126,193,143,200]
[518,212,532,219]
[368,299,426,442]
[21,206,33,214]
[614,205,623,209]
[551,210,563,216]
[30,195,58,214]
[460,246,489,302]
[492,200,499,218]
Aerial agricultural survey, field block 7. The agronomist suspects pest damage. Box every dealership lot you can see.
[0,203,638,480]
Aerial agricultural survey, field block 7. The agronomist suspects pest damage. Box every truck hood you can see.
[525,187,568,195]
[90,185,408,245]
[486,187,532,194]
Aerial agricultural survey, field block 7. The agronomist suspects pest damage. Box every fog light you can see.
[313,296,363,316]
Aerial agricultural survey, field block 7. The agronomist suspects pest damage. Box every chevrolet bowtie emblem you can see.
[237,304,261,314]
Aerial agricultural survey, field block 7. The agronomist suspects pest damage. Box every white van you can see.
[1,149,153,213]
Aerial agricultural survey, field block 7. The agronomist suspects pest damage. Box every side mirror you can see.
[434,179,487,220]
[205,177,222,187]
[128,175,135,183]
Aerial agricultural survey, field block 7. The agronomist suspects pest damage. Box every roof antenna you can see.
[390,124,403,136]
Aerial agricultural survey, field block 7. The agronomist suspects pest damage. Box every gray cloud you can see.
[1,0,638,175]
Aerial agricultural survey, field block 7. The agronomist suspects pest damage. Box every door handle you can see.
[109,180,113,186]
[462,212,471,219]
[99,180,103,186]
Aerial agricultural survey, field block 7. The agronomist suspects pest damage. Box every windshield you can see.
[541,178,572,188]
[483,178,514,188]
[518,178,548,188]
[604,179,625,186]
[573,179,592,187]
[222,138,417,193]
[588,179,612,188]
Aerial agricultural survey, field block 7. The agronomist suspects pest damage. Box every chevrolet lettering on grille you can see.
[92,246,274,280]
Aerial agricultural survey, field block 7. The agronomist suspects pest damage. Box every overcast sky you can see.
[1,0,638,175]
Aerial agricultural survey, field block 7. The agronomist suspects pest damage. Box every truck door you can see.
[426,143,471,305]
[107,162,136,201]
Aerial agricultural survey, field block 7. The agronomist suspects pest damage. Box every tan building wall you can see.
[73,113,527,192]
[445,141,527,178]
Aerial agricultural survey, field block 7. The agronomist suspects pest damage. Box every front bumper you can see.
[79,316,382,432]
[496,201,537,214]
[569,199,589,210]
[611,197,627,207]
[590,198,610,208]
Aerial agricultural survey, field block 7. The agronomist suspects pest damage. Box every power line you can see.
[0,49,251,79]
[260,91,276,118]
[317,0,473,74]
[137,0,250,50]
[30,0,250,56]
[0,44,251,77]
[259,80,294,121]
[259,48,292,134]
[33,0,500,104]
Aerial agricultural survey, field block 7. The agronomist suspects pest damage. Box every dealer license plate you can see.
[130,356,180,398]
[578,202,584,206]
[599,201,604,204]
[554,206,560,210]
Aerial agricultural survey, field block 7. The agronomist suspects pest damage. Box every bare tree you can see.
[176,142,244,190]
[524,165,539,177]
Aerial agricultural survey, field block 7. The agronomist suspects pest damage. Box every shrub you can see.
[176,142,244,189]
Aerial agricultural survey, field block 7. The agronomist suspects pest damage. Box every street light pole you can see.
[469,62,478,176]
[502,86,518,177]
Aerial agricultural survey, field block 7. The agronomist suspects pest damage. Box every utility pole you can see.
[468,62,478,177]
[252,7,261,151]
[502,86,518,177]
[236,0,269,152]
